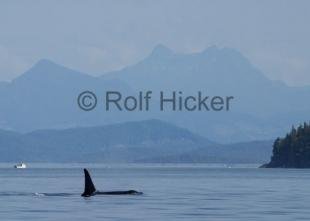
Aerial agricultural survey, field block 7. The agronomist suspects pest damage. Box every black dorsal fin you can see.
[81,168,96,197]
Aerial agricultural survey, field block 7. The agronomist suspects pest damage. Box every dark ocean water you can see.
[0,164,310,221]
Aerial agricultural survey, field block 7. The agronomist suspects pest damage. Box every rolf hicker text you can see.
[77,90,234,112]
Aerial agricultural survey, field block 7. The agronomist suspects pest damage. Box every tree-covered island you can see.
[262,122,310,168]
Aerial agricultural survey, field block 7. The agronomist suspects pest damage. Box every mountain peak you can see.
[201,45,220,54]
[31,59,64,71]
[11,59,67,83]
[150,44,174,57]
[12,59,90,84]
[35,58,57,66]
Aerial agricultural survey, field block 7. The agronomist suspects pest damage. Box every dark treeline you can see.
[264,122,310,168]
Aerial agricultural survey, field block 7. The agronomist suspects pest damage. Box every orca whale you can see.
[81,168,143,197]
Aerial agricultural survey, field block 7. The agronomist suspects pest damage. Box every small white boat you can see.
[14,163,27,169]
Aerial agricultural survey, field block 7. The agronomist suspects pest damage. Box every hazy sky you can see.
[0,0,309,86]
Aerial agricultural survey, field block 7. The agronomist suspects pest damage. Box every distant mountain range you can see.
[0,45,309,143]
[0,119,272,163]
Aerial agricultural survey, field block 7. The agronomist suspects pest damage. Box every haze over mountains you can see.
[0,119,272,163]
[0,45,309,143]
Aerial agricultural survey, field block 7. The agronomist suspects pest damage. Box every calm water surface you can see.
[0,164,310,221]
